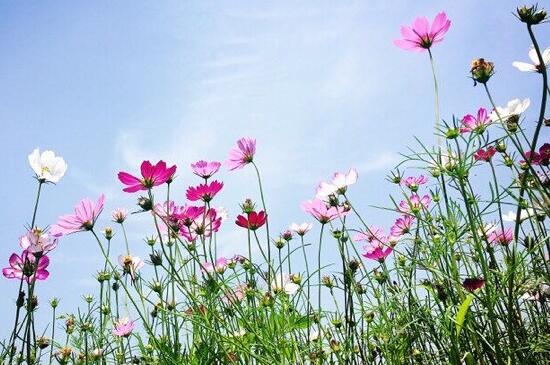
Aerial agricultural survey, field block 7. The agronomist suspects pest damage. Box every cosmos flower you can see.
[460,107,492,134]
[398,194,431,214]
[111,208,128,224]
[354,228,395,262]
[301,199,348,224]
[28,148,68,183]
[487,228,514,245]
[51,195,105,235]
[462,278,485,292]
[394,11,451,52]
[19,228,59,254]
[316,169,358,200]
[473,147,497,162]
[522,143,550,166]
[2,250,50,283]
[118,255,144,280]
[235,210,267,231]
[118,160,176,193]
[512,46,550,73]
[186,180,224,202]
[226,137,256,170]
[390,215,415,236]
[112,317,135,337]
[490,98,530,121]
[401,175,428,191]
[201,257,229,274]
[180,208,222,241]
[271,273,300,295]
[289,222,313,236]
[191,160,221,179]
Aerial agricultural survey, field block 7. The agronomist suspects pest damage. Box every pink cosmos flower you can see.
[226,137,256,170]
[19,228,58,254]
[301,199,348,224]
[235,210,267,231]
[201,257,228,274]
[316,169,358,200]
[390,215,415,236]
[3,250,50,283]
[112,317,135,337]
[222,284,248,304]
[394,12,451,52]
[488,228,514,245]
[191,160,221,179]
[398,194,431,214]
[401,175,428,191]
[460,108,492,134]
[474,147,497,162]
[186,180,224,202]
[118,160,176,193]
[111,208,128,224]
[289,222,313,236]
[180,208,222,241]
[354,228,396,262]
[51,195,105,235]
[118,255,144,280]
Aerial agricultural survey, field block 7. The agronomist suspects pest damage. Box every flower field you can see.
[1,4,549,365]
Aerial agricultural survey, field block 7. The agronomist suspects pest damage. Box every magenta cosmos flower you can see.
[3,250,50,283]
[118,160,176,193]
[186,180,224,202]
[180,208,222,241]
[394,12,451,52]
[112,317,135,337]
[488,228,514,245]
[401,175,428,192]
[51,195,105,235]
[301,199,348,224]
[226,137,256,170]
[390,215,415,236]
[191,160,221,179]
[354,228,396,262]
[460,107,492,134]
[474,147,496,162]
[523,143,550,166]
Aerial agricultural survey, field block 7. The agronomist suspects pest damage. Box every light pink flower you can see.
[112,317,135,337]
[111,208,128,224]
[19,228,58,254]
[398,194,431,214]
[2,250,50,283]
[118,255,144,280]
[488,228,514,245]
[191,160,221,179]
[394,12,451,52]
[301,199,348,224]
[460,108,491,134]
[289,222,313,236]
[201,257,228,274]
[390,215,415,236]
[316,169,358,200]
[222,284,248,304]
[271,273,300,295]
[226,137,256,170]
[186,180,224,202]
[118,160,176,193]
[51,195,105,235]
[401,175,428,191]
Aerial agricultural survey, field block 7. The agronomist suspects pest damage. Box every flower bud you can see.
[240,198,255,214]
[504,155,514,167]
[506,114,520,133]
[290,273,302,285]
[17,291,26,308]
[137,196,153,211]
[149,250,163,266]
[97,271,111,283]
[470,58,494,85]
[37,337,50,350]
[496,140,506,153]
[282,230,293,241]
[274,237,286,249]
[102,227,113,240]
[445,128,459,139]
[516,5,547,24]
[321,275,334,289]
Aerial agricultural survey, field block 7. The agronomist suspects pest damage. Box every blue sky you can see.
[0,0,548,336]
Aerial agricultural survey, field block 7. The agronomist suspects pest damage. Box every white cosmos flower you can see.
[512,46,550,73]
[289,222,312,236]
[315,168,358,200]
[215,206,229,222]
[490,98,530,121]
[271,273,299,295]
[28,148,67,183]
